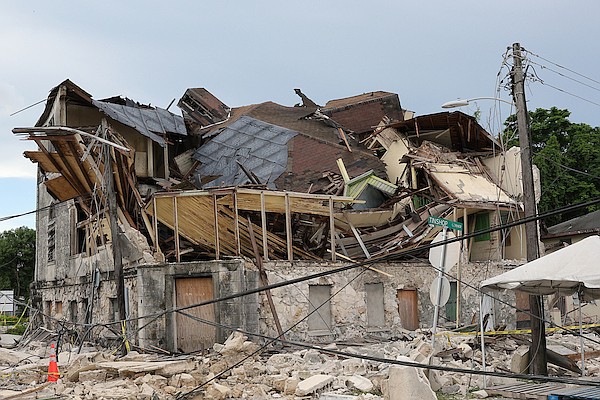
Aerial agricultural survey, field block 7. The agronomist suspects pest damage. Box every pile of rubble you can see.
[0,330,598,399]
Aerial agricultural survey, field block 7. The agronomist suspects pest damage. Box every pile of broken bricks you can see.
[0,329,598,399]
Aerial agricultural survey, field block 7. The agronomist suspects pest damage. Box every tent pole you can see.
[578,291,585,376]
[479,292,487,388]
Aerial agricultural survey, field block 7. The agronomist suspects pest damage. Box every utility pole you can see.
[511,42,547,375]
[104,120,128,355]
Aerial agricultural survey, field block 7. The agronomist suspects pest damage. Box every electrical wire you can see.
[528,73,600,109]
[524,49,600,86]
[527,59,600,93]
[534,154,600,181]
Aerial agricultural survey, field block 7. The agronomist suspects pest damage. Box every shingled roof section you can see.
[193,116,298,188]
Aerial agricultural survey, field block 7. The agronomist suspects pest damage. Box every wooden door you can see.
[175,277,216,352]
[397,289,419,331]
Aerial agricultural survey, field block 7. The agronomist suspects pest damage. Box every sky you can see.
[2,1,600,232]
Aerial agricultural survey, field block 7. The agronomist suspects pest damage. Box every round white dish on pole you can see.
[429,276,451,306]
[429,231,460,273]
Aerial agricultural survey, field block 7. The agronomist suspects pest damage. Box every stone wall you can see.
[259,260,517,343]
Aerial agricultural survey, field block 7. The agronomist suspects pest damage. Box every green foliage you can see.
[6,323,26,335]
[502,107,600,226]
[0,227,36,299]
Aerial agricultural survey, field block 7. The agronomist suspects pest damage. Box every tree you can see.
[0,227,35,300]
[503,107,600,226]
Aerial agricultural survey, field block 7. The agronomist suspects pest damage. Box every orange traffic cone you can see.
[47,343,59,382]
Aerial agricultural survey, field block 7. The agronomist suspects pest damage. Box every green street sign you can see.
[428,216,463,231]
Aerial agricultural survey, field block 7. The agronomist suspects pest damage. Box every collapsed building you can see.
[14,80,536,353]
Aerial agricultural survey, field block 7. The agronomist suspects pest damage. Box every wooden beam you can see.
[247,218,285,340]
[233,190,240,256]
[153,197,159,254]
[285,193,293,261]
[329,196,336,261]
[346,217,371,259]
[173,196,180,262]
[213,194,220,260]
[260,191,268,261]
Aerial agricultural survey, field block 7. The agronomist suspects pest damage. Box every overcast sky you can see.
[2,1,600,231]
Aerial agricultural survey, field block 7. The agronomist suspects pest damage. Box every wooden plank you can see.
[486,383,566,400]
[45,175,79,201]
[397,289,419,331]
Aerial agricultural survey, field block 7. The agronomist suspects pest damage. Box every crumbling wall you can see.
[260,260,517,343]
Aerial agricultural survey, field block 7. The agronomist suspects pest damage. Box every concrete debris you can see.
[0,331,599,399]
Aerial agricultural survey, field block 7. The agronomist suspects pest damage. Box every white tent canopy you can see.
[481,235,600,301]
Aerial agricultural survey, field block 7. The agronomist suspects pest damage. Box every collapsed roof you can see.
[16,80,523,263]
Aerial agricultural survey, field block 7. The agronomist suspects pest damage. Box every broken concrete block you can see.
[138,382,155,399]
[155,359,196,377]
[341,358,366,375]
[346,375,374,392]
[283,376,299,395]
[168,373,196,388]
[218,331,246,355]
[386,362,436,400]
[206,382,231,400]
[459,343,473,359]
[472,389,489,398]
[0,347,31,365]
[441,384,460,394]
[78,369,107,382]
[270,374,287,392]
[0,333,21,348]
[295,374,334,396]
[511,345,530,373]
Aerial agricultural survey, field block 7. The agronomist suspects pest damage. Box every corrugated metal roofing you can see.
[547,209,600,235]
[193,116,298,188]
[344,170,397,199]
[92,100,186,146]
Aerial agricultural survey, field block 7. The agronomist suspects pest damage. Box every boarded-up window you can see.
[109,298,119,322]
[365,283,385,327]
[474,213,491,242]
[55,301,63,318]
[397,289,419,331]
[308,285,332,332]
[70,301,77,323]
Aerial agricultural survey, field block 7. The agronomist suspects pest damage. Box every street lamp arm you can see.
[441,97,514,108]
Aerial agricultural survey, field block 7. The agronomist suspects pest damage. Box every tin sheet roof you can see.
[92,100,186,146]
[193,116,298,188]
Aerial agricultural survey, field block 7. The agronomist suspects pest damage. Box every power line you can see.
[528,59,600,93]
[524,49,600,87]
[530,74,600,108]
[534,154,600,181]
